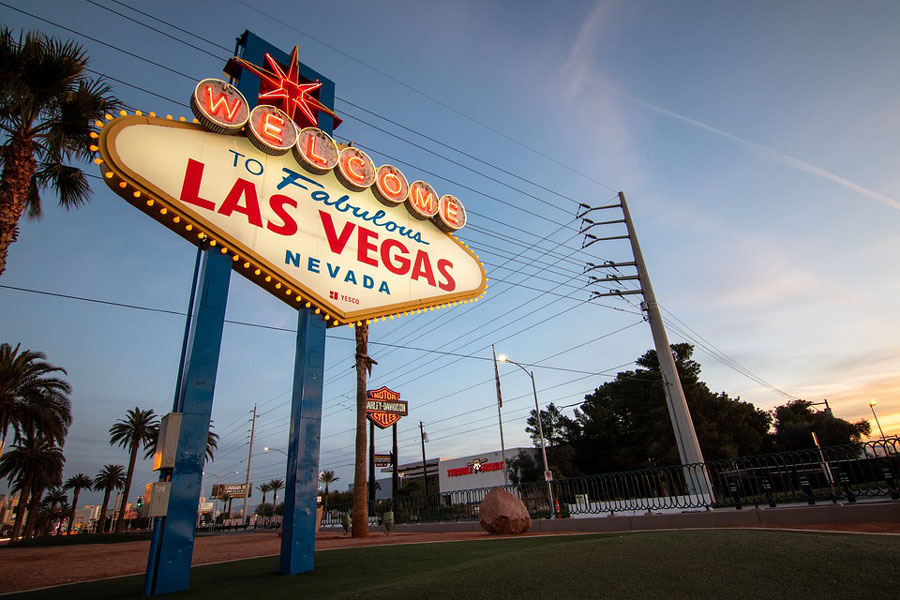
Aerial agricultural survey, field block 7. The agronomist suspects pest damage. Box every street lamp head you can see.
[870,400,878,407]
[497,354,508,362]
[264,446,270,452]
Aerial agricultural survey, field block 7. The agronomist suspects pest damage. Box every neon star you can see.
[236,46,322,127]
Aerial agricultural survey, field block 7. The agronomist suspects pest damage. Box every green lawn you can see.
[7,529,899,599]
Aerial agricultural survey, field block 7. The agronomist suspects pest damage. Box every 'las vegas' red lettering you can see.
[218,178,262,227]
[357,228,378,266]
[319,211,355,254]
[180,159,216,210]
[381,239,410,275]
[267,194,297,236]
[411,250,436,286]
[437,259,455,291]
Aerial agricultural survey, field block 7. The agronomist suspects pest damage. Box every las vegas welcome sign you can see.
[94,61,486,327]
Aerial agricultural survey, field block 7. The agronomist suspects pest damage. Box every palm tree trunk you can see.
[272,489,278,508]
[98,488,111,533]
[115,442,138,533]
[67,489,81,535]
[0,137,37,277]
[323,483,329,513]
[23,486,43,538]
[352,323,370,538]
[10,480,31,539]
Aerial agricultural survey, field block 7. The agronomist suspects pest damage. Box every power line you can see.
[231,0,620,194]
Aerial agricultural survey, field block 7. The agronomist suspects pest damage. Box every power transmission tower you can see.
[578,192,713,498]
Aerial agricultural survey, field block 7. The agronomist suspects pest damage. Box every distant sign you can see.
[366,386,407,429]
[447,458,504,477]
[544,470,553,482]
[374,453,393,467]
[212,483,250,499]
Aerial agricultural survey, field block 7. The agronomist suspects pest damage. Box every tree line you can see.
[0,342,220,539]
[513,344,871,481]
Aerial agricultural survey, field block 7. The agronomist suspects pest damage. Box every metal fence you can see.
[320,437,899,527]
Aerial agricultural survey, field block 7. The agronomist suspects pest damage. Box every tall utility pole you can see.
[241,404,256,521]
[419,421,429,496]
[492,345,508,485]
[579,192,713,498]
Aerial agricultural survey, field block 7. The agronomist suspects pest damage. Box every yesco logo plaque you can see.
[95,51,486,327]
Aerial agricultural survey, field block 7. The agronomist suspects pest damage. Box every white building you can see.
[377,447,539,496]
[438,447,537,494]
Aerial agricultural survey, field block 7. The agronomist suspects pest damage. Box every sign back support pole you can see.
[230,31,337,576]
[279,308,326,574]
[144,249,232,595]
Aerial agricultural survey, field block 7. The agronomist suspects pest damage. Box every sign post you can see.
[143,249,232,596]
[279,308,326,574]
[366,387,406,507]
[392,424,399,503]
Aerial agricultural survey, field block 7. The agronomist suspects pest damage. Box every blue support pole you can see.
[144,249,232,596]
[230,30,336,576]
[280,309,327,574]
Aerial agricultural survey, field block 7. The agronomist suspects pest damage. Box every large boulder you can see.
[479,488,532,534]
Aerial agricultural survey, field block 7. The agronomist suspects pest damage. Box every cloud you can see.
[593,84,900,211]
[559,1,609,100]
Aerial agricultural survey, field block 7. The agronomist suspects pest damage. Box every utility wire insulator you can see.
[590,289,644,299]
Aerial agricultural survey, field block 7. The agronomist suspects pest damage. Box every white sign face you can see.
[98,117,486,325]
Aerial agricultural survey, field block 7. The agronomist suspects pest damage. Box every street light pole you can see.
[870,400,886,440]
[241,404,257,522]
[497,355,555,517]
[492,345,509,485]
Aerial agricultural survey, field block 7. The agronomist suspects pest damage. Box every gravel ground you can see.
[1,523,898,595]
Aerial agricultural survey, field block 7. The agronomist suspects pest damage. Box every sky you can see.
[1,0,898,508]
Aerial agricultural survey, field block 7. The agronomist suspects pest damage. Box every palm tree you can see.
[0,28,119,276]
[319,470,339,513]
[41,488,67,535]
[0,434,64,539]
[0,343,72,457]
[143,421,218,464]
[109,407,157,533]
[93,464,125,534]
[38,496,69,536]
[21,441,64,538]
[268,479,284,508]
[352,322,375,538]
[258,482,271,505]
[63,473,92,534]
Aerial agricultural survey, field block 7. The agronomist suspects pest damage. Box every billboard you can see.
[95,62,487,327]
[212,483,250,499]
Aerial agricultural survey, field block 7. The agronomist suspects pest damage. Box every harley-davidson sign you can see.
[366,386,406,429]
[94,51,486,327]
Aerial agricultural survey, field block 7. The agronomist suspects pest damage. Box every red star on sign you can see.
[230,46,322,128]
[259,48,321,127]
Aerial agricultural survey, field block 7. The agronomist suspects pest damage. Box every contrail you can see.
[606,85,900,211]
